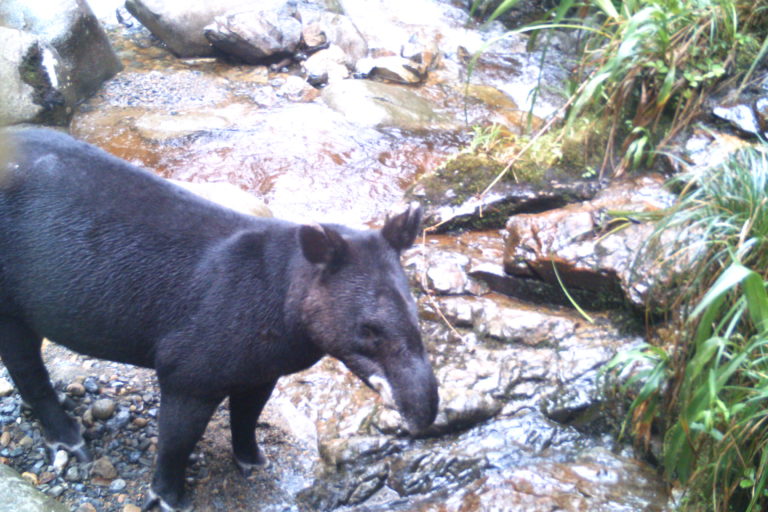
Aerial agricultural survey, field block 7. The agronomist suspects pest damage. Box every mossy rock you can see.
[411,153,506,208]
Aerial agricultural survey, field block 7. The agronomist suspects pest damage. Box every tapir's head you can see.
[297,205,438,434]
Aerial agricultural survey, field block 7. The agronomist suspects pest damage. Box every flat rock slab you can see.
[0,464,69,512]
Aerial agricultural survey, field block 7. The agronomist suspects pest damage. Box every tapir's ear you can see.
[299,224,348,267]
[382,204,422,252]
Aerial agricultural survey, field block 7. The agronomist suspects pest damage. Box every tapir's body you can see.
[0,128,438,511]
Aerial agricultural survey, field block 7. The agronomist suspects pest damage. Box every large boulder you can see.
[204,3,302,64]
[0,0,121,126]
[125,0,256,57]
[503,174,678,309]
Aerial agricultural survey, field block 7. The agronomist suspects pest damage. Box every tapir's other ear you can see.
[381,204,423,252]
[299,224,348,266]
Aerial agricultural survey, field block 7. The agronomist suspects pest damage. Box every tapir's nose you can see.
[388,355,439,435]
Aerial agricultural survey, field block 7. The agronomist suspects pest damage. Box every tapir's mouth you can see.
[368,375,397,410]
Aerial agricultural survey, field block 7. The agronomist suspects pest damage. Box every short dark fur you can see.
[0,129,438,511]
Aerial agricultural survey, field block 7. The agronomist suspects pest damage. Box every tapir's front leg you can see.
[229,381,276,475]
[146,390,223,512]
[0,317,90,461]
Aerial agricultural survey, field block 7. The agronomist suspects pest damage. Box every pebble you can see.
[0,430,11,446]
[67,382,86,396]
[123,505,142,512]
[83,377,100,394]
[21,471,38,485]
[110,478,127,492]
[75,503,98,512]
[53,449,69,473]
[92,455,118,480]
[65,466,80,482]
[92,398,117,420]
[18,434,34,449]
[0,378,14,397]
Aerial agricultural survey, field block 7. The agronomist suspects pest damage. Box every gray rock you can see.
[91,455,118,480]
[0,28,68,126]
[204,3,302,64]
[0,0,121,125]
[302,44,349,85]
[356,55,427,84]
[91,398,116,420]
[0,464,69,512]
[713,103,762,136]
[125,0,254,57]
[297,8,367,67]
[321,79,453,131]
[109,478,127,492]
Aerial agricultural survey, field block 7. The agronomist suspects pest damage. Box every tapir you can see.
[0,128,439,511]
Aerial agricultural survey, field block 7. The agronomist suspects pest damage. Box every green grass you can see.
[610,146,768,511]
[469,0,768,178]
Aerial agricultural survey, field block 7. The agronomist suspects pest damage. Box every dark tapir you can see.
[0,128,438,511]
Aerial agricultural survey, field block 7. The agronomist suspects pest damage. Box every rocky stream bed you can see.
[4,0,766,510]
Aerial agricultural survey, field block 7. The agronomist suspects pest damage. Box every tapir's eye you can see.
[359,324,383,348]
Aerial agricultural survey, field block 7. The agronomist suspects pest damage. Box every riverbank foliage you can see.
[470,1,768,510]
[471,0,768,177]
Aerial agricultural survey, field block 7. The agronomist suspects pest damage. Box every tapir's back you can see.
[0,128,281,366]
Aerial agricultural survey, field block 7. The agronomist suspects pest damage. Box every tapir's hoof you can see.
[45,440,91,463]
[234,452,269,477]
[142,489,192,512]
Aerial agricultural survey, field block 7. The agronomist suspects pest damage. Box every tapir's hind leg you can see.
[0,316,90,461]
[229,380,276,475]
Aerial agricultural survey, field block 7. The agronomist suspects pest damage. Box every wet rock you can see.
[503,174,677,309]
[297,8,368,67]
[204,3,302,64]
[125,0,216,57]
[0,28,68,126]
[302,44,350,85]
[713,103,763,136]
[356,55,427,84]
[0,464,69,512]
[387,447,486,496]
[0,0,121,126]
[321,79,453,131]
[409,155,601,232]
[418,447,669,512]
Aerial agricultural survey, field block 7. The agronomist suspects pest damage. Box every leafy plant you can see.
[611,146,768,511]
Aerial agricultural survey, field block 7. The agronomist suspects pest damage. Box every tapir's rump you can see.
[0,128,438,511]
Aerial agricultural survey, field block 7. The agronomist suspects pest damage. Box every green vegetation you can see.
[467,2,768,510]
[469,0,768,177]
[609,147,768,511]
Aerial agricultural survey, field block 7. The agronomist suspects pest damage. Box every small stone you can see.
[92,455,118,480]
[110,478,127,492]
[65,466,80,482]
[20,471,38,485]
[132,417,148,428]
[39,471,56,484]
[18,435,34,449]
[53,449,69,473]
[92,398,116,420]
[75,503,97,512]
[0,431,11,447]
[83,377,100,394]
[66,382,86,397]
[0,378,14,397]
[49,484,65,497]
[82,408,94,427]
[123,505,142,512]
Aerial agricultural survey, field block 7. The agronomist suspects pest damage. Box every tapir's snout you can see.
[373,354,439,435]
